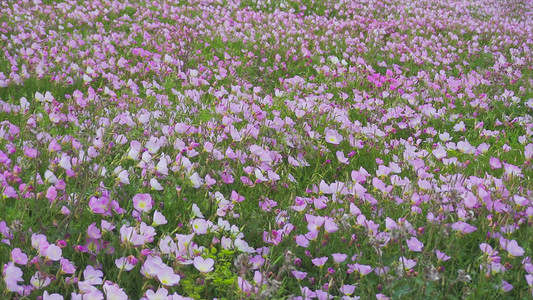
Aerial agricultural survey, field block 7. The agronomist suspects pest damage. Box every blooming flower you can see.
[83,265,103,285]
[115,256,136,271]
[191,219,209,234]
[43,291,64,300]
[332,253,348,264]
[406,237,424,252]
[45,244,63,261]
[325,128,343,145]
[193,256,215,273]
[436,250,451,261]
[311,257,328,267]
[11,248,28,265]
[292,270,307,280]
[153,210,168,226]
[157,265,181,286]
[133,193,153,213]
[145,288,169,300]
[103,281,128,299]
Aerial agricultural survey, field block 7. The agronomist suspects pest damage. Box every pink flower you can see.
[500,280,513,292]
[435,250,450,261]
[432,147,447,159]
[23,146,38,158]
[306,214,325,232]
[451,221,477,234]
[153,210,167,226]
[325,128,343,145]
[399,257,417,270]
[193,256,214,273]
[336,151,349,164]
[503,163,523,178]
[462,192,478,209]
[2,186,17,199]
[83,265,103,285]
[157,266,181,286]
[3,262,24,293]
[133,193,153,213]
[292,270,307,280]
[88,196,111,215]
[11,248,28,265]
[340,284,356,296]
[489,157,502,169]
[311,256,328,267]
[237,277,255,293]
[406,237,423,252]
[45,244,62,261]
[103,281,128,300]
[503,239,525,257]
[191,219,209,234]
[146,288,169,300]
[60,258,76,274]
[526,274,533,287]
[87,223,101,239]
[46,186,58,202]
[348,263,373,275]
[295,235,309,247]
[43,291,64,300]
[115,256,136,271]
[30,271,51,288]
[332,253,348,264]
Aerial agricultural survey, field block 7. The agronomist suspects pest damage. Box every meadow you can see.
[0,0,532,298]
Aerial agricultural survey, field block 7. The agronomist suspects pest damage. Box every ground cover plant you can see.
[0,0,532,298]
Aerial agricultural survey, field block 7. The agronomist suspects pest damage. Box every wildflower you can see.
[87,223,101,239]
[30,271,51,289]
[127,140,142,160]
[189,172,204,188]
[292,270,307,280]
[194,256,215,273]
[325,128,343,145]
[451,221,477,234]
[141,255,164,277]
[337,151,349,164]
[3,262,24,293]
[191,219,209,234]
[340,284,356,296]
[332,253,348,263]
[115,257,136,271]
[43,291,64,300]
[406,237,424,252]
[45,244,63,261]
[501,239,525,257]
[83,265,103,285]
[399,257,417,270]
[500,280,513,292]
[435,250,451,261]
[157,265,181,286]
[103,281,128,299]
[503,163,523,178]
[150,178,164,191]
[348,263,373,275]
[146,288,169,300]
[133,193,153,213]
[489,157,502,169]
[311,257,328,267]
[153,210,167,226]
[295,235,309,248]
[11,248,28,265]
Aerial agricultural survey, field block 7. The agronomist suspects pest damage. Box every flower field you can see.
[1,0,532,298]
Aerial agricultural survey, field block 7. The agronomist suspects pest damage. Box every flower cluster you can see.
[0,0,532,298]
